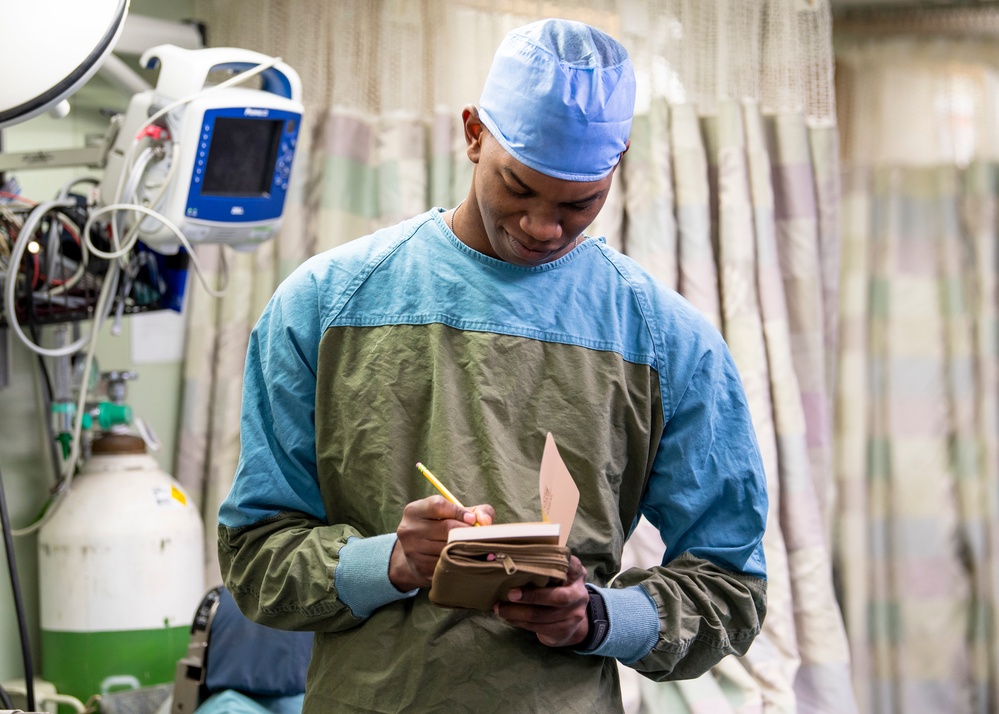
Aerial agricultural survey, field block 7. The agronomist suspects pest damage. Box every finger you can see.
[441,503,496,533]
[400,498,477,545]
[496,601,570,627]
[506,579,586,610]
[402,537,448,560]
[407,495,474,523]
[469,504,496,526]
[565,555,586,583]
[496,606,583,647]
[396,516,451,548]
[496,585,582,620]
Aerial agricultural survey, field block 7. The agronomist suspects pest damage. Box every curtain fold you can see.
[835,29,999,714]
[961,163,999,713]
[836,162,999,714]
[711,100,800,713]
[184,2,850,711]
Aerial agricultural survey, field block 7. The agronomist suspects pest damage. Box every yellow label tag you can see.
[171,485,187,506]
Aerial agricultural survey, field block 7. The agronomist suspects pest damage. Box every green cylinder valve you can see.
[97,402,132,430]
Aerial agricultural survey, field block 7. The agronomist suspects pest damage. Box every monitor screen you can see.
[201,117,283,197]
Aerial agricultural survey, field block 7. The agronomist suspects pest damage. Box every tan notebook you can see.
[428,432,580,609]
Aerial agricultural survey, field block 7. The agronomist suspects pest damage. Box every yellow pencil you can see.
[416,462,479,525]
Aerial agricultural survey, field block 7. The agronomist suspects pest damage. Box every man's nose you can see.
[520,207,562,243]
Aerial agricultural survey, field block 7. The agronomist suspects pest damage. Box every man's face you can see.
[469,130,616,267]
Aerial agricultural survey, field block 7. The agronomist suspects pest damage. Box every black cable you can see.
[0,463,36,712]
[0,682,13,708]
[26,330,64,488]
[28,325,54,401]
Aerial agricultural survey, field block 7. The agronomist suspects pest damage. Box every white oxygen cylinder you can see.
[37,433,205,703]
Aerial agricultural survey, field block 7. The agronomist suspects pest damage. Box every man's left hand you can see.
[492,555,590,647]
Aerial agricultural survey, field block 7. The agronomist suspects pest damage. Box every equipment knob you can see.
[101,369,138,404]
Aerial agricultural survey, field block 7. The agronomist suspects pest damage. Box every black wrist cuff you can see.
[575,584,610,652]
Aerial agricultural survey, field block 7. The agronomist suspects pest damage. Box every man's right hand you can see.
[389,496,495,592]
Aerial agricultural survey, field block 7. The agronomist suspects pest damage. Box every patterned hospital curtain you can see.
[836,163,999,714]
[182,1,854,711]
[833,22,999,714]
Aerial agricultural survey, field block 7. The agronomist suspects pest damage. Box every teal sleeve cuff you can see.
[335,534,418,618]
[584,584,659,664]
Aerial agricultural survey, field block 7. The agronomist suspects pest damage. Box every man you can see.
[219,18,767,713]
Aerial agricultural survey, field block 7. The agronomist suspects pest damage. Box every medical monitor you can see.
[182,105,298,225]
[201,115,284,197]
[99,45,304,254]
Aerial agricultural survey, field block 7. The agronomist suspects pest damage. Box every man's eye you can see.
[505,186,530,198]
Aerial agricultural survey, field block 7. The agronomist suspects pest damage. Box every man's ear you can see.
[463,105,485,163]
[608,139,630,175]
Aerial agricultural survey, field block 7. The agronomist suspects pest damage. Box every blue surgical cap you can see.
[478,18,636,182]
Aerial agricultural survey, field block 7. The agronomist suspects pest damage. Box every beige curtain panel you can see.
[835,22,999,714]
